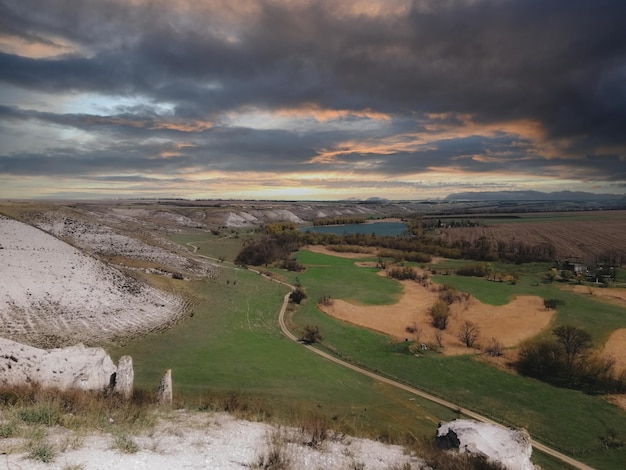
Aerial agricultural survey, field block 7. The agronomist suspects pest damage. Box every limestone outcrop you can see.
[158,369,173,406]
[436,419,536,470]
[0,337,132,394]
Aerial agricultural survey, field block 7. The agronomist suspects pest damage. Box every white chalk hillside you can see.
[0,216,185,347]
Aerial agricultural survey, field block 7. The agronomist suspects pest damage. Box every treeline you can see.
[312,217,366,226]
[298,231,462,259]
[236,224,563,268]
[235,231,301,266]
[449,237,556,262]
[263,222,298,234]
[516,325,626,395]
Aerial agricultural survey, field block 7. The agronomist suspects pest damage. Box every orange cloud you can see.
[274,103,392,122]
[0,33,79,59]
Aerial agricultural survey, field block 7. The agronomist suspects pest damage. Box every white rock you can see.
[437,419,536,470]
[0,336,116,392]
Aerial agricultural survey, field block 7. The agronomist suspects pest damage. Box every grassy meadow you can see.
[109,263,458,441]
[284,250,626,469]
[109,231,626,469]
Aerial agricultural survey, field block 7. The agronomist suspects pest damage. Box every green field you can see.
[168,231,250,263]
[109,238,626,469]
[109,266,458,441]
[285,250,626,469]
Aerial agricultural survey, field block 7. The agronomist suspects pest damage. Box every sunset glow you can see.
[1,0,625,200]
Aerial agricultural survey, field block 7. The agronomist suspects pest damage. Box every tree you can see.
[553,325,592,373]
[289,287,307,304]
[301,324,322,344]
[458,321,480,348]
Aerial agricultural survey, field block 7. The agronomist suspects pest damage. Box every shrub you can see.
[438,285,468,305]
[301,325,322,344]
[114,433,139,454]
[485,338,503,357]
[289,287,307,304]
[282,257,304,272]
[388,266,418,281]
[456,263,491,277]
[298,414,329,448]
[543,298,565,309]
[27,441,55,463]
[430,300,450,330]
[318,295,333,307]
[252,430,292,470]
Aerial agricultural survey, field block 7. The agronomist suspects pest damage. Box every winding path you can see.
[274,282,595,470]
[186,241,594,470]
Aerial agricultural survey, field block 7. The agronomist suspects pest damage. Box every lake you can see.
[300,221,408,236]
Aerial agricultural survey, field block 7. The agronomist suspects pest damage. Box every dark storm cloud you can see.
[1,0,625,192]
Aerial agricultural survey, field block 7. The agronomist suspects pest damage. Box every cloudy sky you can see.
[1,0,625,200]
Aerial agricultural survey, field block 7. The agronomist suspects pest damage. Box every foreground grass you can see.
[110,266,458,443]
[0,385,518,470]
[288,249,626,469]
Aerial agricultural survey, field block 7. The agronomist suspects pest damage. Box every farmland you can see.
[2,199,626,469]
[440,210,626,261]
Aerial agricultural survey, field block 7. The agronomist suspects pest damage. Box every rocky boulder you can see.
[0,337,121,393]
[436,419,536,470]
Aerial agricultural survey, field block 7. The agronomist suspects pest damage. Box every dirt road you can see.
[273,278,595,470]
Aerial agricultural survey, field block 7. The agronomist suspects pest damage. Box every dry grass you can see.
[319,271,552,355]
[0,384,157,435]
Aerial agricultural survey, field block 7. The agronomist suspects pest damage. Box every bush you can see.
[282,257,304,272]
[430,300,450,330]
[457,263,492,277]
[543,298,565,309]
[27,441,55,463]
[289,287,307,304]
[114,433,139,454]
[318,295,333,307]
[301,325,322,344]
[515,325,626,394]
[485,338,503,357]
[388,266,418,281]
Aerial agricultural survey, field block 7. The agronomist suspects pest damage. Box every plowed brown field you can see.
[440,210,626,260]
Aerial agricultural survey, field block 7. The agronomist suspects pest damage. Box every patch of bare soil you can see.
[304,245,377,258]
[568,285,626,307]
[319,268,553,355]
[602,329,626,374]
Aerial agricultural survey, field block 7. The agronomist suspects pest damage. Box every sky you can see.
[1,0,625,201]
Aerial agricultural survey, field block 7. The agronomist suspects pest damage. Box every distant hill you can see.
[445,190,625,201]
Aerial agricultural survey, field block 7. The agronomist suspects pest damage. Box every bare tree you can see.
[434,330,444,348]
[553,325,592,371]
[459,321,480,348]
